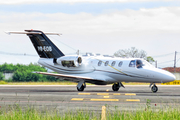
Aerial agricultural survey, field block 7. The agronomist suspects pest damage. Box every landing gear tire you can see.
[112,83,119,91]
[77,85,85,91]
[151,85,158,93]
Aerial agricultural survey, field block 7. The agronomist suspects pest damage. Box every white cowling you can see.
[56,55,82,67]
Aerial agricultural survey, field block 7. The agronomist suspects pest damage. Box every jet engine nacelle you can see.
[55,55,82,67]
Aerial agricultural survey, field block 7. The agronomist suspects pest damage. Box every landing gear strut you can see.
[112,82,125,91]
[149,83,158,93]
[77,80,86,91]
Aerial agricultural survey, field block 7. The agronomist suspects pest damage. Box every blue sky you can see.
[1,1,180,14]
[0,0,180,67]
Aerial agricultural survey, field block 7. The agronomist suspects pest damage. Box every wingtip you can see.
[58,33,62,36]
[32,71,40,74]
[4,31,10,35]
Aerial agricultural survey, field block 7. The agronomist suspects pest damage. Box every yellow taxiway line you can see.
[103,96,110,98]
[78,93,91,95]
[75,92,139,102]
[71,98,140,102]
[97,93,109,96]
[125,93,136,96]
[71,98,84,101]
[126,99,140,102]
[90,99,119,101]
[113,93,121,95]
[78,93,136,96]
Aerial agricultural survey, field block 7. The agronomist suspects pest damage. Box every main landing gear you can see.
[77,80,86,91]
[149,83,158,93]
[112,82,125,91]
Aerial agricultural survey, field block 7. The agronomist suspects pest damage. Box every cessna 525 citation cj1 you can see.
[6,30,176,93]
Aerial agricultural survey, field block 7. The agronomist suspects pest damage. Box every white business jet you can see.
[6,30,175,93]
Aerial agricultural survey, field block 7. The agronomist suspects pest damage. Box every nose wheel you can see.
[150,83,158,93]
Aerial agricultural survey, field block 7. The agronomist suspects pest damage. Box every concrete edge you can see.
[0,85,180,87]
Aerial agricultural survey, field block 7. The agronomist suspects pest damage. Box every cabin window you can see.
[98,61,102,66]
[118,61,123,67]
[111,61,116,66]
[105,61,109,66]
[129,60,135,67]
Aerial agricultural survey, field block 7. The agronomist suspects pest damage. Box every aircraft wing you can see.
[33,71,92,80]
[33,72,107,84]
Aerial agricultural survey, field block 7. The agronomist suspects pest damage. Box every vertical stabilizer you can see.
[25,30,64,58]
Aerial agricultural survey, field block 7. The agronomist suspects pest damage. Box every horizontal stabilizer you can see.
[5,30,64,58]
[5,31,62,36]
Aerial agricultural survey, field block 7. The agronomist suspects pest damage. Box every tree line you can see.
[114,47,154,63]
[0,63,57,82]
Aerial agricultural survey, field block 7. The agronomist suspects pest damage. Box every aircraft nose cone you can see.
[154,68,176,82]
[163,71,176,82]
[168,73,176,81]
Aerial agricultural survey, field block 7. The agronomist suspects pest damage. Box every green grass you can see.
[107,108,180,120]
[0,81,7,84]
[0,104,180,120]
[0,105,99,120]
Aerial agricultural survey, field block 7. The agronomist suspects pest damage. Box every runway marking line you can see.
[126,99,140,102]
[103,96,109,98]
[71,98,140,102]
[78,93,136,96]
[78,93,91,95]
[125,93,136,96]
[91,99,119,101]
[97,93,109,96]
[71,98,84,101]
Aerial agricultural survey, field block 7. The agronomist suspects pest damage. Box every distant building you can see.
[3,73,14,80]
[163,67,180,80]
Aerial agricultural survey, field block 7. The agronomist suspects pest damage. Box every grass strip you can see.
[0,105,180,120]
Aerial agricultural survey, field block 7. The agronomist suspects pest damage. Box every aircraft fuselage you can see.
[38,56,175,85]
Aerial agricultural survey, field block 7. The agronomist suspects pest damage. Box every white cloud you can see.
[1,7,180,67]
[1,7,180,32]
[0,0,175,4]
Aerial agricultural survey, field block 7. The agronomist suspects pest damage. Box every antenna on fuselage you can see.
[77,50,79,55]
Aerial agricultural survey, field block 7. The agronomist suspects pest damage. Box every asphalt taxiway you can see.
[0,85,180,112]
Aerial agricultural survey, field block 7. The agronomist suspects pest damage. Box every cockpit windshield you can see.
[129,59,154,68]
[136,60,143,68]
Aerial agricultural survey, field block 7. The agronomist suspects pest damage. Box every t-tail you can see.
[6,30,65,58]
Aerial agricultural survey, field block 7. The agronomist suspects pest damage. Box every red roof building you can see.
[163,67,180,73]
